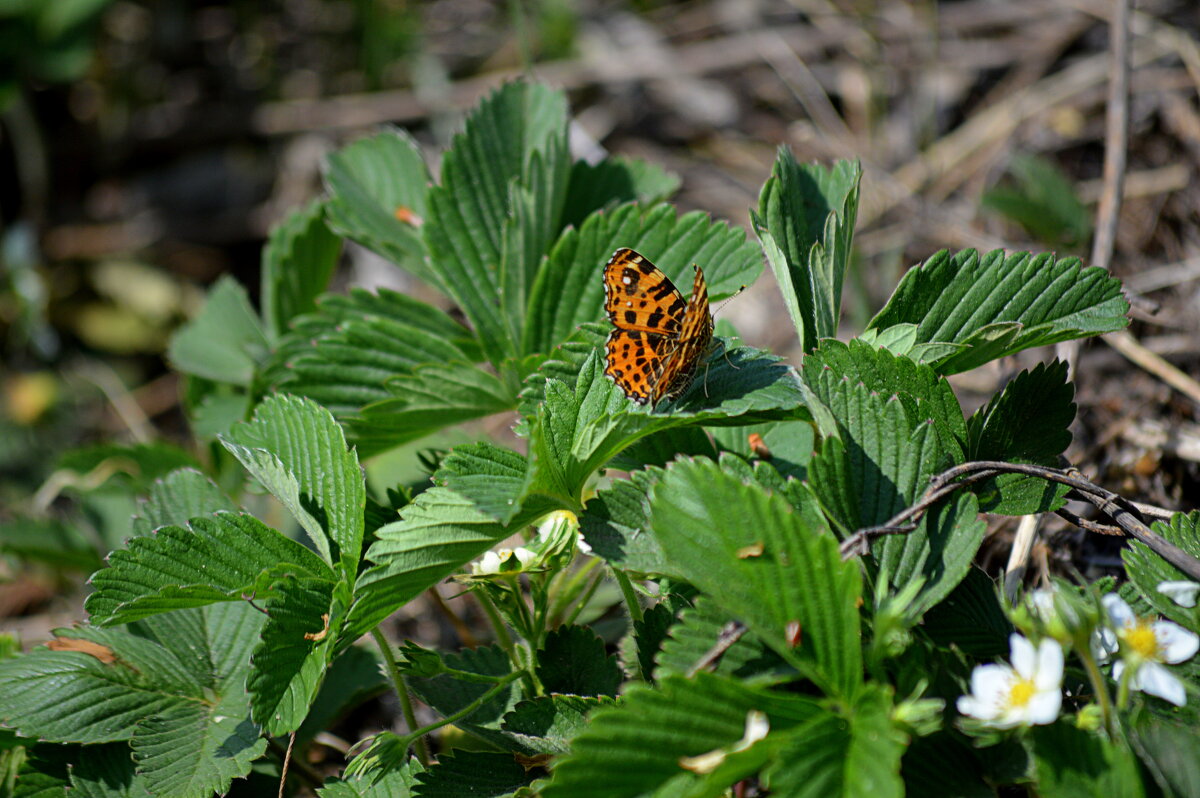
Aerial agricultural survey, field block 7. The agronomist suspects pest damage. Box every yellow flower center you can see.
[1123,621,1159,660]
[1008,677,1036,708]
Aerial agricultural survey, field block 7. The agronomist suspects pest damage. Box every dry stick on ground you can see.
[840,460,1200,582]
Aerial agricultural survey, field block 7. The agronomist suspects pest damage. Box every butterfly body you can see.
[602,248,713,406]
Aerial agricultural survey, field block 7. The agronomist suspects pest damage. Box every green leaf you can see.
[1031,722,1145,798]
[413,750,535,798]
[17,743,151,798]
[275,288,478,411]
[270,287,485,455]
[408,645,522,752]
[423,83,569,365]
[921,567,1012,658]
[515,322,607,422]
[167,276,269,386]
[0,605,267,798]
[343,488,513,644]
[1130,709,1200,798]
[655,595,787,682]
[1123,512,1200,630]
[432,441,565,527]
[353,362,515,456]
[649,458,862,697]
[318,758,423,797]
[0,517,101,571]
[225,394,365,574]
[543,672,823,798]
[633,602,675,683]
[324,128,434,284]
[901,733,992,798]
[86,512,332,625]
[609,426,718,472]
[131,692,262,798]
[804,339,968,460]
[260,199,341,341]
[248,573,339,735]
[499,139,571,347]
[501,695,615,755]
[560,157,680,229]
[579,467,668,574]
[805,368,983,615]
[129,468,237,537]
[298,644,388,745]
[12,744,71,798]
[523,202,762,355]
[529,347,806,507]
[981,154,1092,247]
[966,361,1075,514]
[865,249,1129,374]
[710,420,815,481]
[763,686,905,798]
[535,625,622,697]
[754,153,861,353]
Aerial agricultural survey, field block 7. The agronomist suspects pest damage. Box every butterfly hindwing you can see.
[604,328,669,405]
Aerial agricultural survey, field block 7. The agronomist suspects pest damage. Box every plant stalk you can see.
[371,628,430,766]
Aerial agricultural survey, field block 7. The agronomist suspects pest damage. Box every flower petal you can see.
[970,664,1013,703]
[1033,640,1065,691]
[1102,593,1135,628]
[1010,634,1037,680]
[1024,688,1062,725]
[1093,628,1118,662]
[1132,662,1187,707]
[1152,621,1200,664]
[1157,580,1200,608]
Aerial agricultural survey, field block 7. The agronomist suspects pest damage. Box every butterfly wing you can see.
[603,248,687,336]
[604,328,671,405]
[656,265,714,402]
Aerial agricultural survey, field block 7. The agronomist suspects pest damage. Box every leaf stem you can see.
[1075,642,1115,736]
[565,567,606,627]
[612,567,644,624]
[549,556,603,622]
[397,670,524,753]
[371,628,430,766]
[474,588,515,654]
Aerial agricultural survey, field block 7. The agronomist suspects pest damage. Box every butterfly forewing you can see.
[603,248,687,336]
[602,248,713,406]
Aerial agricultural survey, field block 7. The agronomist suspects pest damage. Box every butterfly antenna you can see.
[713,286,746,371]
[713,285,747,316]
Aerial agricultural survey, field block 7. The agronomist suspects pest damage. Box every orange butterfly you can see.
[602,248,714,406]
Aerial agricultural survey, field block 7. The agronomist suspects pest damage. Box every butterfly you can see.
[602,247,714,406]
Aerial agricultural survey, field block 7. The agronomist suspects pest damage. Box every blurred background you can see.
[1,0,1199,639]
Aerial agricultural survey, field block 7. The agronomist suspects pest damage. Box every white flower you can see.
[470,547,537,575]
[1102,593,1199,707]
[1157,580,1200,608]
[956,634,1063,728]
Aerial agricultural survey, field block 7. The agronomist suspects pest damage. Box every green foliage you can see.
[865,248,1128,374]
[11,81,1190,798]
[982,154,1093,248]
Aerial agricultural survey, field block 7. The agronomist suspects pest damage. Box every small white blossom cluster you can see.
[958,583,1199,727]
[467,510,589,576]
